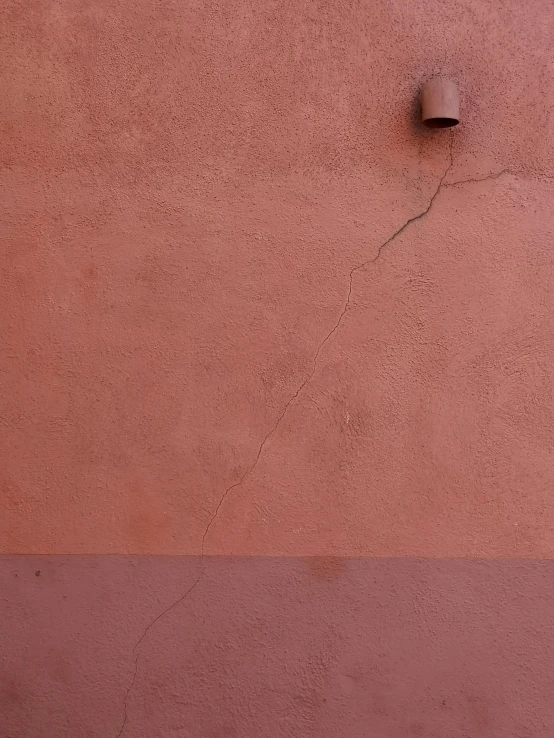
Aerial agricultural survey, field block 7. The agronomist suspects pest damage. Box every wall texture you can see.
[1,0,553,736]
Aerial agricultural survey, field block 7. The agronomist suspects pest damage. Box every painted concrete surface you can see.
[2,0,554,557]
[3,557,554,738]
[1,0,554,735]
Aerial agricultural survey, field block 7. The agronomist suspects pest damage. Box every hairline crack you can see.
[114,151,539,736]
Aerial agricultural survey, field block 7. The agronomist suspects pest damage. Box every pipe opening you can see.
[423,116,459,128]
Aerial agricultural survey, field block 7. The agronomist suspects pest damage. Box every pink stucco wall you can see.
[1,1,554,735]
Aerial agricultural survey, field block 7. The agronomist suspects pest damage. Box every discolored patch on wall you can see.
[305,556,347,581]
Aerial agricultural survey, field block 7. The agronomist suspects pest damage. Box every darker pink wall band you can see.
[2,556,554,738]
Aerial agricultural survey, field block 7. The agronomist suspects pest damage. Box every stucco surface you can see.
[2,557,554,738]
[2,1,554,734]
[2,0,554,556]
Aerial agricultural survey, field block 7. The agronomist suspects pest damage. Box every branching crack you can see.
[114,146,531,736]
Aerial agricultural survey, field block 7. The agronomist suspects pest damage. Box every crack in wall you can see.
[114,148,527,736]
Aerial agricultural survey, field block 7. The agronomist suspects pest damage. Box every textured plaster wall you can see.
[1,0,554,736]
[2,0,554,557]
